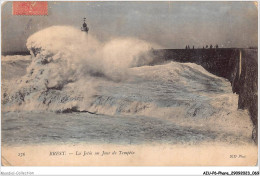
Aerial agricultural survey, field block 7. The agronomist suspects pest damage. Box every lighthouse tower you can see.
[81,17,89,33]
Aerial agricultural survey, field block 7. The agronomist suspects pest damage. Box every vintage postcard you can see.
[1,1,258,168]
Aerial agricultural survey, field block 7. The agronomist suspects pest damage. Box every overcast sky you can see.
[1,1,258,52]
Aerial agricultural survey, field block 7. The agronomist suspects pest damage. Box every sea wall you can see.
[151,48,258,143]
[231,49,258,143]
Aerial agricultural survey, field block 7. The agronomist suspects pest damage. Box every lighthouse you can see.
[81,17,89,33]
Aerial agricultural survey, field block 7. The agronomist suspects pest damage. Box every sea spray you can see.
[2,26,253,139]
[2,26,156,112]
[26,26,155,82]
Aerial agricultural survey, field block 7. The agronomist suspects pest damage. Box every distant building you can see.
[81,17,89,33]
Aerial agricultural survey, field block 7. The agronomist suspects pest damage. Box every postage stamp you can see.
[12,1,48,16]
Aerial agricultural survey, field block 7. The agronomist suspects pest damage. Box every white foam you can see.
[2,26,253,139]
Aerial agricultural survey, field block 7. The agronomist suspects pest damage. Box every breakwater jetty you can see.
[151,48,258,143]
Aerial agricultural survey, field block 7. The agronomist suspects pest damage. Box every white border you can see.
[0,0,259,175]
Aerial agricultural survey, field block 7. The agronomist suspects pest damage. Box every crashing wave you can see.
[2,26,156,112]
[1,25,251,125]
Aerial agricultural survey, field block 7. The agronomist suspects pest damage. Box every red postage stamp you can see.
[13,1,48,15]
